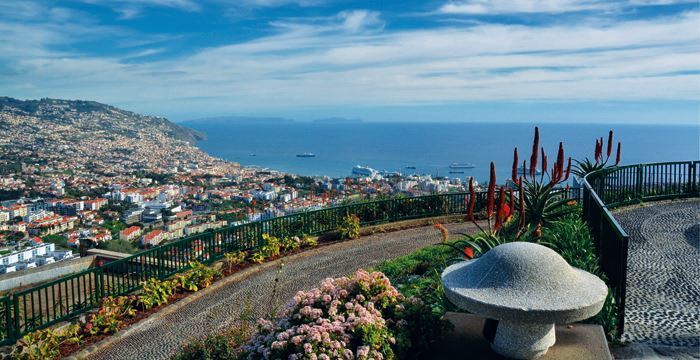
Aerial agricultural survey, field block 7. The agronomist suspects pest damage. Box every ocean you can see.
[186,122,700,183]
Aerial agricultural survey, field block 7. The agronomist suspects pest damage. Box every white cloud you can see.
[337,10,383,33]
[80,0,200,11]
[438,0,612,15]
[0,7,698,116]
[436,0,696,15]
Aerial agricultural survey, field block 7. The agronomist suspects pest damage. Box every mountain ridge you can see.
[0,97,205,144]
[0,97,236,190]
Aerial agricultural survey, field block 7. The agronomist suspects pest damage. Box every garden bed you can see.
[167,211,619,360]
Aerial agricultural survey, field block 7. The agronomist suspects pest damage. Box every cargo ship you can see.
[449,162,476,169]
[296,153,316,158]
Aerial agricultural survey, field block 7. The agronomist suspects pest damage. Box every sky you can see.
[0,0,698,124]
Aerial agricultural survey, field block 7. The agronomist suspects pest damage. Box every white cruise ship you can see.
[352,165,378,177]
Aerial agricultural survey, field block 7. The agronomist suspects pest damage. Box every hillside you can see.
[0,97,204,144]
[0,97,237,195]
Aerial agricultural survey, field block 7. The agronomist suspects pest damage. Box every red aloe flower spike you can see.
[607,130,613,158]
[467,177,476,221]
[486,162,496,219]
[594,139,601,163]
[494,186,506,232]
[564,157,572,181]
[530,127,539,178]
[508,187,514,217]
[518,177,525,228]
[464,247,475,259]
[615,142,621,166]
[541,148,547,176]
[556,142,565,178]
[551,163,559,184]
[512,148,519,184]
[522,160,527,180]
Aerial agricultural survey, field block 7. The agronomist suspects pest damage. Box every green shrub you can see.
[541,214,619,341]
[339,214,360,240]
[279,236,301,252]
[174,262,221,292]
[247,252,265,264]
[259,234,281,258]
[138,278,177,309]
[223,251,246,272]
[11,324,81,360]
[375,246,455,358]
[301,234,317,247]
[85,296,137,335]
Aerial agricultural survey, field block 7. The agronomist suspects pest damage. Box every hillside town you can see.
[0,97,477,274]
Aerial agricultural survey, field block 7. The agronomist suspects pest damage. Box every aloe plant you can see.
[572,130,622,178]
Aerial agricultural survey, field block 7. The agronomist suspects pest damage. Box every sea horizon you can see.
[188,121,700,182]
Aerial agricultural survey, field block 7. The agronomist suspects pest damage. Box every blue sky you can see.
[0,0,698,124]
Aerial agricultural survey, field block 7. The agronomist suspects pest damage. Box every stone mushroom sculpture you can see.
[441,242,608,359]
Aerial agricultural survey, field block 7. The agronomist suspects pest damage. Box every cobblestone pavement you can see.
[86,222,478,360]
[613,200,700,359]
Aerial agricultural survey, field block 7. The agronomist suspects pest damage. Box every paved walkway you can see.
[82,222,478,360]
[613,199,700,359]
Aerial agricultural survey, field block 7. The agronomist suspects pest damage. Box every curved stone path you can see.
[613,199,700,358]
[81,222,479,360]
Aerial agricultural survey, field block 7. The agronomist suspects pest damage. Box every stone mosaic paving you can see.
[613,199,700,357]
[84,222,478,360]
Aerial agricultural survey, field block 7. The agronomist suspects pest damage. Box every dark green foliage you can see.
[42,235,76,253]
[375,246,456,359]
[540,214,619,341]
[572,158,607,178]
[102,220,126,237]
[521,180,577,228]
[98,240,139,254]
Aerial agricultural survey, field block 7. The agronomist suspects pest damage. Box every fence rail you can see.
[582,160,699,336]
[0,191,491,344]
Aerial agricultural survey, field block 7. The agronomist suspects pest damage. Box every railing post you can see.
[11,295,20,342]
[94,268,104,302]
[691,161,698,196]
[635,164,644,200]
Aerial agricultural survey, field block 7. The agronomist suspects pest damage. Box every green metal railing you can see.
[0,191,489,344]
[582,160,699,336]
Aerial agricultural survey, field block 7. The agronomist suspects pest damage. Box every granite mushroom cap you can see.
[441,242,608,324]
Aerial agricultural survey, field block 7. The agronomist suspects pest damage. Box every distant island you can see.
[182,116,296,125]
[182,116,362,126]
[311,117,363,124]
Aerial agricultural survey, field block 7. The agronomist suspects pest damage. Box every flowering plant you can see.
[572,130,622,178]
[239,269,405,360]
[514,127,577,230]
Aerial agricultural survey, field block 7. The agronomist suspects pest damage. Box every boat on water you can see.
[296,153,316,158]
[405,166,416,169]
[352,165,378,177]
[449,162,476,169]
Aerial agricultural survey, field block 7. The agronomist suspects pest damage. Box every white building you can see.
[0,243,73,273]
